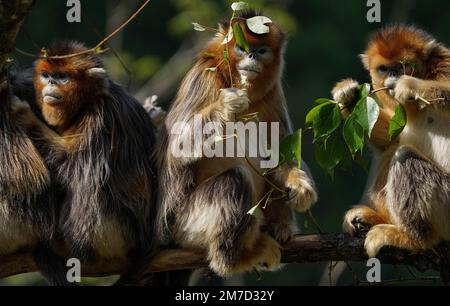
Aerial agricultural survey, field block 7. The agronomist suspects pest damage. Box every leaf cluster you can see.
[305,84,407,176]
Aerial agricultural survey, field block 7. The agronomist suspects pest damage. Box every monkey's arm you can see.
[168,88,250,165]
[270,163,318,213]
[393,76,450,104]
[11,97,61,146]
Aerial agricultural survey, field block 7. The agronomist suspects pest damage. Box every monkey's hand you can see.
[390,75,423,104]
[332,79,360,118]
[10,96,34,124]
[220,88,250,121]
[284,167,318,213]
[11,96,31,112]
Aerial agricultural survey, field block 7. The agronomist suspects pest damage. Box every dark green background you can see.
[3,0,449,286]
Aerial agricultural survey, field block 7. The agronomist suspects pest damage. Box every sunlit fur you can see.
[157,11,317,278]
[337,26,450,257]
[32,41,157,283]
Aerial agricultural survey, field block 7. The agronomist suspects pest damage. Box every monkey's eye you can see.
[377,65,389,75]
[235,45,246,53]
[258,47,268,55]
[54,72,68,80]
[41,71,49,79]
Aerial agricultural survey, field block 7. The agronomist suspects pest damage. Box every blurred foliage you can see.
[3,0,450,286]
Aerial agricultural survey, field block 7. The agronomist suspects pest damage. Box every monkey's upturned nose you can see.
[249,53,257,60]
[385,76,398,89]
[388,71,398,78]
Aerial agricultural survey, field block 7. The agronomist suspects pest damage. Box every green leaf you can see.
[305,102,332,128]
[278,129,303,167]
[222,28,234,45]
[279,134,294,165]
[343,114,365,156]
[231,2,248,11]
[232,23,250,53]
[247,204,264,220]
[246,16,272,34]
[313,98,335,107]
[359,83,371,99]
[353,96,380,138]
[389,104,407,140]
[305,102,342,142]
[292,129,302,169]
[315,135,346,177]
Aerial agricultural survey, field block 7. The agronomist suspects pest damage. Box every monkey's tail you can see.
[33,243,77,286]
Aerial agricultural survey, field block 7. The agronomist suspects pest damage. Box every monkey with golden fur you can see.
[14,41,158,284]
[332,25,450,257]
[157,10,317,279]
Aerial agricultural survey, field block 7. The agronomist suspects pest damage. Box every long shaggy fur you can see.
[157,11,289,243]
[32,42,157,281]
[0,86,55,251]
[156,11,317,280]
[341,25,450,257]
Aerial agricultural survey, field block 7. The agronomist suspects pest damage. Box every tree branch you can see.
[0,234,445,280]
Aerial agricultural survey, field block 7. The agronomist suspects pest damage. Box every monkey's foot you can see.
[285,168,318,213]
[343,205,389,238]
[266,222,294,244]
[365,224,427,258]
[226,233,282,275]
[332,78,360,109]
[252,233,282,272]
[364,224,395,258]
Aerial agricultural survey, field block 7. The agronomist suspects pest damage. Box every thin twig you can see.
[345,261,361,284]
[83,11,133,86]
[307,210,324,234]
[244,156,287,194]
[370,86,390,95]
[16,0,152,60]
[428,98,446,103]
[328,261,339,286]
[14,47,37,58]
[417,95,431,105]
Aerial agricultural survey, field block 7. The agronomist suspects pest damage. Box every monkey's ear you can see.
[424,40,445,58]
[359,53,370,70]
[87,67,107,79]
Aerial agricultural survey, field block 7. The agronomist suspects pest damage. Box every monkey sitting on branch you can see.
[333,26,450,258]
[13,41,158,285]
[156,10,317,282]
